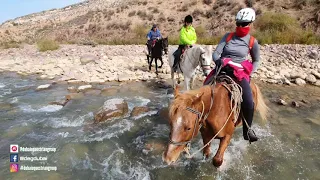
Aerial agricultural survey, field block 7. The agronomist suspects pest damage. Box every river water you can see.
[0,72,319,180]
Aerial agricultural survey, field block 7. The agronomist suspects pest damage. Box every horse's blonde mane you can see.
[169,86,210,120]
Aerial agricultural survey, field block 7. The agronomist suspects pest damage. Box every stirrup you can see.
[247,129,258,144]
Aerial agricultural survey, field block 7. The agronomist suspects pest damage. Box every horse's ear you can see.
[192,92,204,103]
[174,85,181,98]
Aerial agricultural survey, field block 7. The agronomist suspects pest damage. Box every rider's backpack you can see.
[225,32,255,52]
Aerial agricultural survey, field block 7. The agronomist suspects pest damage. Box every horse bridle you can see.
[169,106,203,149]
[169,87,214,148]
[199,53,211,75]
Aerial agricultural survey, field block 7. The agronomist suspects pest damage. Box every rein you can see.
[169,101,205,148]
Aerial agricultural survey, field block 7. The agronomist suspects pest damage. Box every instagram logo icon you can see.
[10,164,19,173]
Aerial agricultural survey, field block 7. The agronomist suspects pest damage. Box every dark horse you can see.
[147,37,168,75]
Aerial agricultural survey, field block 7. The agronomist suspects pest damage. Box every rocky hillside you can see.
[0,0,320,44]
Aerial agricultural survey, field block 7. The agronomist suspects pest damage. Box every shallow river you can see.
[0,72,319,180]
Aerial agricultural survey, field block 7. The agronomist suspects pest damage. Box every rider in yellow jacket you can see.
[173,15,197,71]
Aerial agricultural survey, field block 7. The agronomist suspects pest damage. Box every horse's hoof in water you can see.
[212,157,223,167]
[203,149,212,159]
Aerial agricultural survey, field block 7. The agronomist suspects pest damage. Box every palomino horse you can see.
[163,81,268,167]
[168,45,212,90]
[147,37,169,75]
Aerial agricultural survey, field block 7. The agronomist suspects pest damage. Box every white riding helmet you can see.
[235,8,256,23]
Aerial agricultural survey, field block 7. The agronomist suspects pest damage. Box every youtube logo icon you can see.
[10,145,19,153]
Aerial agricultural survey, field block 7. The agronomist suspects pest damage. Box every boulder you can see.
[277,99,287,106]
[291,101,299,108]
[77,85,92,92]
[118,73,131,82]
[309,50,318,59]
[306,74,317,83]
[80,54,97,65]
[36,84,51,91]
[295,78,306,86]
[94,98,128,122]
[131,106,150,117]
[311,70,320,79]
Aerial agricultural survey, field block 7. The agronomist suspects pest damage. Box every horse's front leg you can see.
[184,76,190,91]
[149,57,153,71]
[171,69,176,89]
[155,57,158,75]
[159,57,163,68]
[200,127,213,158]
[190,75,196,90]
[212,134,232,167]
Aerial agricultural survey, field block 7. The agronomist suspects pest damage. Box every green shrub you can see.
[36,39,59,52]
[132,24,149,39]
[1,41,20,49]
[253,12,320,44]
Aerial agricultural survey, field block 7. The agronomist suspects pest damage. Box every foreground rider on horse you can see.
[146,24,162,56]
[206,8,260,143]
[173,15,197,72]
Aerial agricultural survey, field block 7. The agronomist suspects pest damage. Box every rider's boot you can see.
[242,107,258,143]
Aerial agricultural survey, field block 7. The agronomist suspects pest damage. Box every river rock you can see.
[131,106,150,117]
[295,78,306,86]
[277,99,287,105]
[84,89,101,96]
[306,74,317,83]
[311,70,320,79]
[36,84,51,90]
[67,86,77,93]
[118,73,131,82]
[65,93,84,100]
[292,101,300,108]
[308,50,318,59]
[100,87,118,96]
[94,98,129,123]
[80,54,97,65]
[315,80,320,87]
[77,85,92,92]
[68,80,83,84]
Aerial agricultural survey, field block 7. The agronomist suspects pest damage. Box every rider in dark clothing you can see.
[146,24,162,56]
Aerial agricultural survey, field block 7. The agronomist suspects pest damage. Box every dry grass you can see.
[203,0,213,5]
[36,39,59,51]
[128,10,136,17]
[0,41,20,49]
[253,12,320,44]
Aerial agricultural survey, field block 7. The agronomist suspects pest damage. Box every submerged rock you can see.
[36,84,51,90]
[131,106,150,117]
[94,98,128,123]
[65,93,84,100]
[77,85,92,92]
[100,87,118,96]
[291,101,300,108]
[277,99,288,106]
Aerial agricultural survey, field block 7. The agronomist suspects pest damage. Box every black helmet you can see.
[184,15,193,23]
[152,24,157,28]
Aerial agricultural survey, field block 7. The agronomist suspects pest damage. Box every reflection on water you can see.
[0,72,319,180]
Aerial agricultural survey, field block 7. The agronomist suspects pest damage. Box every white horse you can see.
[168,45,213,90]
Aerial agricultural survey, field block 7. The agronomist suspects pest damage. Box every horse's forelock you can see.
[169,95,193,121]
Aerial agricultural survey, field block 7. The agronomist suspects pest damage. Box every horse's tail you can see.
[254,83,269,122]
